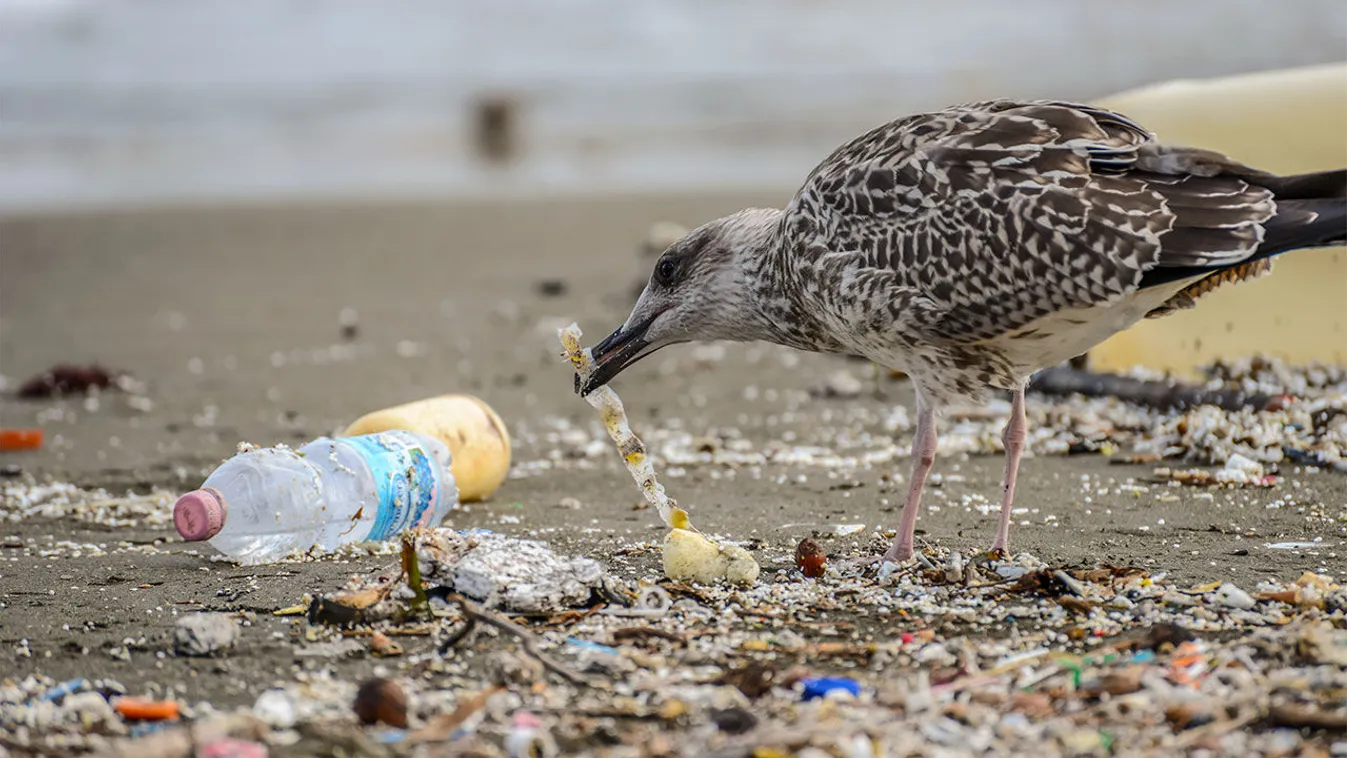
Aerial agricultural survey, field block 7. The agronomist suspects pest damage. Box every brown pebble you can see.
[535,279,568,298]
[969,690,1005,706]
[369,631,403,657]
[1164,703,1215,730]
[1043,684,1073,701]
[709,707,758,735]
[795,538,827,578]
[1009,692,1055,719]
[942,701,971,724]
[1056,596,1094,615]
[353,677,408,728]
[1083,666,1143,696]
[1267,702,1347,730]
[929,666,963,686]
[715,662,805,699]
[1137,622,1195,652]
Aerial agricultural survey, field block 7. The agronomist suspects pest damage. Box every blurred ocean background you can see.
[2,0,1345,212]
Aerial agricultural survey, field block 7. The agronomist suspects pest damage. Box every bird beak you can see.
[575,313,660,396]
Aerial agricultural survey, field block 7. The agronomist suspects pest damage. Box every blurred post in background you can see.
[2,0,1343,371]
[3,0,1344,211]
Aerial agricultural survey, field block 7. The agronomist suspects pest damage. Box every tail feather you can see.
[1257,197,1347,256]
[1256,168,1347,255]
[1139,168,1346,292]
[1259,168,1347,201]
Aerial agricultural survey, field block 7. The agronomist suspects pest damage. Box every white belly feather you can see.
[992,276,1204,378]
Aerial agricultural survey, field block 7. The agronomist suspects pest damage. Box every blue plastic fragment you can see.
[565,638,620,655]
[1132,649,1156,663]
[128,722,173,739]
[799,676,862,701]
[373,728,407,744]
[38,678,86,702]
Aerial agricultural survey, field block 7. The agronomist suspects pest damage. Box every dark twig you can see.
[611,626,686,645]
[1028,366,1278,412]
[443,592,592,687]
[1266,702,1347,730]
[437,615,477,653]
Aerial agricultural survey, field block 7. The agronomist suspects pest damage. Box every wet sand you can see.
[1,195,1342,713]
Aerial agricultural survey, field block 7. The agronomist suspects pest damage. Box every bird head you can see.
[577,208,781,395]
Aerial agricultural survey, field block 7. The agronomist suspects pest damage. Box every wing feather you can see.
[781,99,1277,345]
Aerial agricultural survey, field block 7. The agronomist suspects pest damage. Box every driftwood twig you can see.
[1029,366,1278,412]
[441,592,592,687]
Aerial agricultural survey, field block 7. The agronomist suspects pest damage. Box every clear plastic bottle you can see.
[173,430,459,564]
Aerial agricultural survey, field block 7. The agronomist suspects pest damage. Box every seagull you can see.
[575,99,1346,563]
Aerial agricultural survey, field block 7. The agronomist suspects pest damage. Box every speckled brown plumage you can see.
[761,99,1340,406]
[584,98,1346,562]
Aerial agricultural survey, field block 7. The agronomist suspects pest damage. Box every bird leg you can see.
[883,396,936,563]
[992,384,1028,554]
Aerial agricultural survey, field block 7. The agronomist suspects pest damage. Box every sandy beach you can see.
[1,195,1343,754]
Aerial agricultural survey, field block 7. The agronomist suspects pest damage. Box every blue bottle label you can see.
[342,431,440,542]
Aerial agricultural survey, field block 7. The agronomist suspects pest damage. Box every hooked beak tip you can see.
[573,314,659,396]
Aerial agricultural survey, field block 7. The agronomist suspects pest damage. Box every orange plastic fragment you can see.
[114,697,181,721]
[0,428,43,452]
[1166,641,1208,686]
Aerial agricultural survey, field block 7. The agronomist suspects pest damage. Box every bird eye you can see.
[655,257,677,286]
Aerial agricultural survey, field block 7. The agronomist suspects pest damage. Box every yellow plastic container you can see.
[1086,63,1347,376]
[343,395,511,502]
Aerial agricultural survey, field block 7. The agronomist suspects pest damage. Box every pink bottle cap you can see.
[174,487,227,541]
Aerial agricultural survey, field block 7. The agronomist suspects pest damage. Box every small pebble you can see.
[338,307,359,340]
[709,707,758,735]
[535,279,568,297]
[1214,582,1257,610]
[353,678,407,729]
[253,688,297,729]
[795,537,827,578]
[173,613,239,657]
[817,370,864,399]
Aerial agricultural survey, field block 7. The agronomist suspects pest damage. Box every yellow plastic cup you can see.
[1089,63,1347,376]
[343,395,511,502]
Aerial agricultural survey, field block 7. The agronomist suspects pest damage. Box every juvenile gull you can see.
[576,99,1346,563]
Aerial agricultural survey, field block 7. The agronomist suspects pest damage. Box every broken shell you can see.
[1213,582,1256,610]
[817,370,864,399]
[369,631,403,657]
[662,529,759,586]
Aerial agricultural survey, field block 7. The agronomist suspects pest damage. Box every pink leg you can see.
[992,385,1028,553]
[883,396,937,563]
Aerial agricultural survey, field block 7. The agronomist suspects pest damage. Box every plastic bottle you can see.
[343,394,511,502]
[173,430,458,564]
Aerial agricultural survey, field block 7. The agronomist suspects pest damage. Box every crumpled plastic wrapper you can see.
[436,531,610,613]
[311,529,617,620]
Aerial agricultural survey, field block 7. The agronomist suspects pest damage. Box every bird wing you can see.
[780,99,1278,344]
